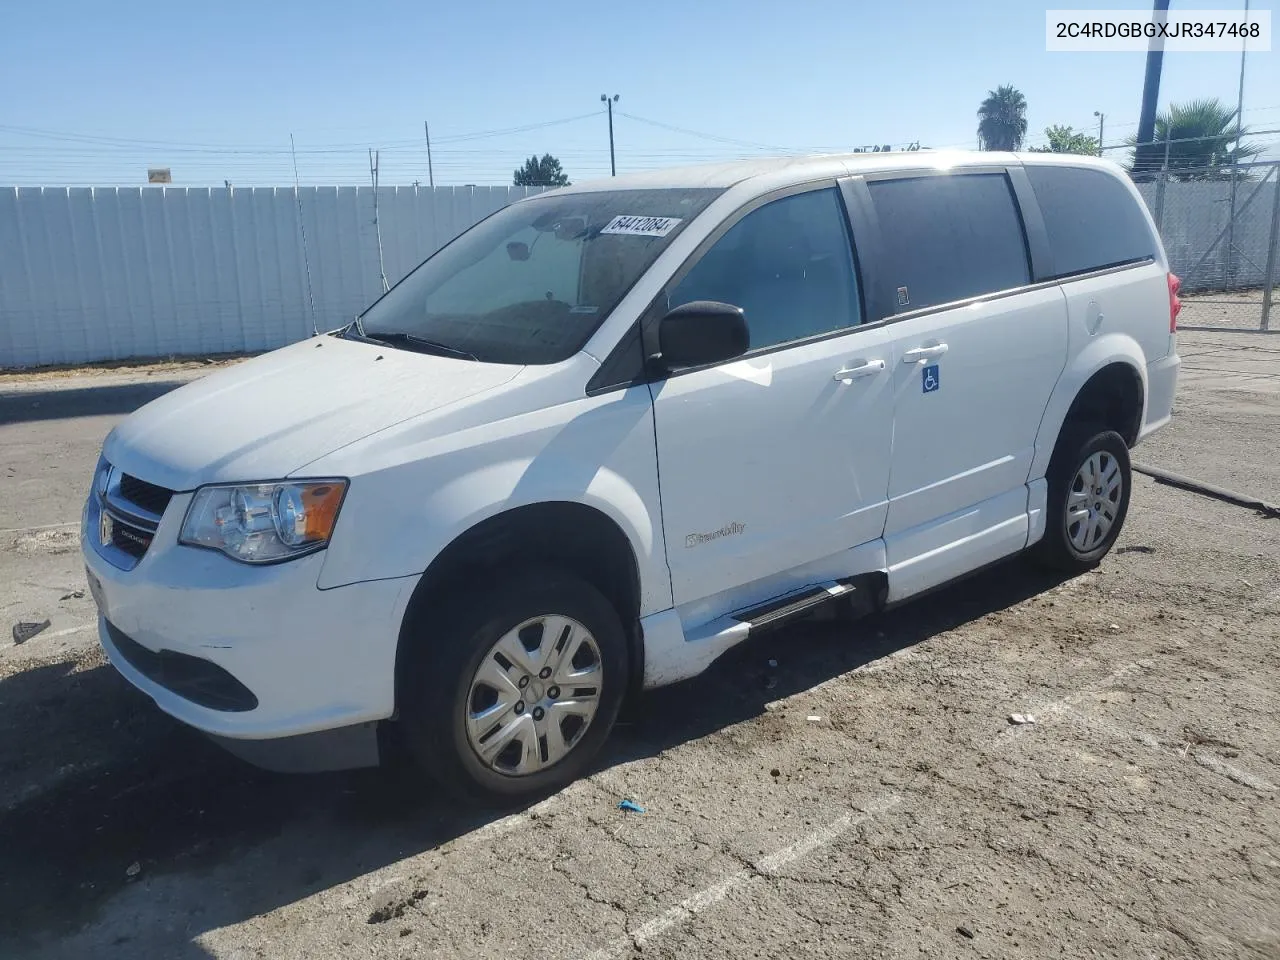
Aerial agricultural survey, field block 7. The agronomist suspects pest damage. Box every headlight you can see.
[179,479,347,564]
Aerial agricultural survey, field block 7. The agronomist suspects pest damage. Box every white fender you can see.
[1028,331,1148,483]
[311,379,672,615]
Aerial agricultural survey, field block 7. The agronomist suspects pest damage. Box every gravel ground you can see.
[0,331,1277,960]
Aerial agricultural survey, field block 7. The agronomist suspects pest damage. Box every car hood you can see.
[103,335,522,491]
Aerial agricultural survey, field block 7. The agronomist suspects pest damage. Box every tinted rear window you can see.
[867,173,1030,314]
[1025,165,1155,278]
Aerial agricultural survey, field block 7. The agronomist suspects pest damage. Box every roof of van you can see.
[552,150,1123,194]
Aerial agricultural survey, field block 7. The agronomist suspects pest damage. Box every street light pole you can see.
[1093,111,1105,156]
[601,94,619,176]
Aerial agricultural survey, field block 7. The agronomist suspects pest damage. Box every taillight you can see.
[1167,272,1182,332]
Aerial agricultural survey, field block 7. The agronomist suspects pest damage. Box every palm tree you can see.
[977,85,1028,151]
[1129,98,1260,180]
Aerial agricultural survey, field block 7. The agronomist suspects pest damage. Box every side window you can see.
[1025,165,1156,277]
[668,188,862,351]
[868,173,1030,314]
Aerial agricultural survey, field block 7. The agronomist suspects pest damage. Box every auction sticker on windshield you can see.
[600,215,682,237]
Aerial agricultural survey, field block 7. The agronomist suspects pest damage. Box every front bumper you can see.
[84,488,417,762]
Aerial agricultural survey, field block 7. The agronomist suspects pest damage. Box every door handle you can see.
[832,359,885,383]
[902,342,949,363]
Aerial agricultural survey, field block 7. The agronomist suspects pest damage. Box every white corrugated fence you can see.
[0,185,546,368]
[2,173,1277,367]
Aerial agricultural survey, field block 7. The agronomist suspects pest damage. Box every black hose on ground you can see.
[1132,463,1280,520]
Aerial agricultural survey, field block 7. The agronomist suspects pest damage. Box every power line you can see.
[615,112,802,152]
[0,111,604,154]
[431,111,603,144]
[0,124,392,152]
[5,108,1278,187]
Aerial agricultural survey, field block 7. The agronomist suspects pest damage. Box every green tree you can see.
[976,85,1028,151]
[1128,98,1261,180]
[513,154,570,187]
[1028,125,1100,156]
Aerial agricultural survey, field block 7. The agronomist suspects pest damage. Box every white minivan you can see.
[84,151,1181,800]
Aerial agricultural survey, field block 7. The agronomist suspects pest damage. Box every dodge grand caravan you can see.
[84,152,1180,800]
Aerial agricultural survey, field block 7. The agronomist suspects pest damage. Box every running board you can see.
[657,575,882,687]
[733,580,860,632]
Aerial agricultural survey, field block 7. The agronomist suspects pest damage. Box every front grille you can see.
[105,621,259,712]
[98,470,172,568]
[119,474,173,517]
[110,518,154,559]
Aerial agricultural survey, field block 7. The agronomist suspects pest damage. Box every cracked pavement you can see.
[1,330,1278,959]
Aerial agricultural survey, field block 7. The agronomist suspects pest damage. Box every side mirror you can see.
[657,301,749,369]
[506,242,530,262]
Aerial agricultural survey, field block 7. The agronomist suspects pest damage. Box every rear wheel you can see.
[1034,426,1131,572]
[399,568,628,804]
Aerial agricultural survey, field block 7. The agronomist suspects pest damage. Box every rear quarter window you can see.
[1024,165,1156,278]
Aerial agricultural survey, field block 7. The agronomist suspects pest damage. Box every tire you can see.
[1034,426,1132,572]
[399,567,628,805]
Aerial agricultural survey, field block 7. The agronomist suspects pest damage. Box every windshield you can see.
[353,188,724,364]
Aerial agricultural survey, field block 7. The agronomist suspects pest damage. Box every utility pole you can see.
[1133,0,1171,177]
[601,94,619,176]
[423,120,435,188]
[1093,111,1105,156]
[1225,0,1250,284]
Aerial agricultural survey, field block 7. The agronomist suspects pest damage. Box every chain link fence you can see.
[1135,160,1280,332]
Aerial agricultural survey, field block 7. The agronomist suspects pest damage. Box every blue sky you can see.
[1,0,1275,186]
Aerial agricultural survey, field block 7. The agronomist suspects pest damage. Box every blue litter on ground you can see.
[618,799,646,814]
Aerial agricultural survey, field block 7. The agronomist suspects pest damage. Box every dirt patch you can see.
[11,529,81,557]
[0,353,254,383]
[366,884,430,924]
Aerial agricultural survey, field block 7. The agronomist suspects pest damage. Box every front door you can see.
[648,185,896,608]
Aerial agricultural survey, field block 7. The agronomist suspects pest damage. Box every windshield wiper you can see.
[357,331,479,361]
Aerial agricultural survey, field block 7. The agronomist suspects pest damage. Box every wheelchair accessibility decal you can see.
[922,364,940,394]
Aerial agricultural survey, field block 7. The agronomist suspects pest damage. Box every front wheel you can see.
[399,568,628,804]
[1034,427,1132,572]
